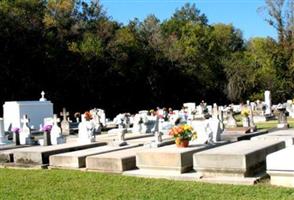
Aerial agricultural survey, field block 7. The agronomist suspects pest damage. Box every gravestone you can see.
[218,106,224,130]
[208,118,222,142]
[264,90,272,116]
[50,114,66,145]
[78,115,95,144]
[19,115,33,145]
[60,108,70,135]
[277,104,289,129]
[226,108,237,128]
[0,118,9,144]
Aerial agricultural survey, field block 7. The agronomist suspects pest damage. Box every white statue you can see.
[78,112,95,144]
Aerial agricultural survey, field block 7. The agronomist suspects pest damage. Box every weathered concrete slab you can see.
[123,169,266,185]
[0,149,15,163]
[13,142,107,166]
[0,144,29,151]
[91,133,153,143]
[267,146,294,187]
[194,140,285,177]
[50,144,141,169]
[251,129,294,147]
[86,146,147,173]
[221,130,268,142]
[136,143,226,174]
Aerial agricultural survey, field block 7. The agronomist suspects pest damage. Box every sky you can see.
[99,0,277,40]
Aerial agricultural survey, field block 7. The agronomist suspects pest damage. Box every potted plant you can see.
[169,124,197,147]
[42,125,52,146]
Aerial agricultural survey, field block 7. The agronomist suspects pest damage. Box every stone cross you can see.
[20,115,33,145]
[39,91,47,101]
[60,108,70,135]
[21,115,30,127]
[53,114,60,125]
[60,108,69,122]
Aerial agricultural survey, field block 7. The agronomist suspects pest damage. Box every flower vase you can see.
[242,116,249,128]
[13,132,20,146]
[43,131,51,146]
[175,138,189,148]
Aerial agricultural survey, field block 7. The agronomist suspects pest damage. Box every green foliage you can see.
[1,0,294,115]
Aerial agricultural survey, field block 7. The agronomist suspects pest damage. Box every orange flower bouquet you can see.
[169,124,197,147]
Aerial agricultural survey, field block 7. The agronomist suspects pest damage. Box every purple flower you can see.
[42,125,52,132]
[12,127,20,133]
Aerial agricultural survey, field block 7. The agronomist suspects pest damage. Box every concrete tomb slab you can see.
[49,144,140,169]
[221,130,268,142]
[136,143,226,174]
[267,146,294,187]
[193,140,285,177]
[86,146,147,173]
[251,129,294,147]
[13,142,106,166]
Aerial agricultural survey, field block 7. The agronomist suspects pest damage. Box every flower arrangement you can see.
[84,111,93,121]
[241,107,250,117]
[42,124,52,132]
[12,127,20,133]
[169,124,197,147]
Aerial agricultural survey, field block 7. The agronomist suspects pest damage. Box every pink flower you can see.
[12,127,20,133]
[42,125,52,132]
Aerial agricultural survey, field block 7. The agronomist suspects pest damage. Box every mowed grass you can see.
[1,169,294,200]
[255,118,294,130]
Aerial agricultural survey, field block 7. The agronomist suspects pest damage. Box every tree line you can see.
[0,0,293,117]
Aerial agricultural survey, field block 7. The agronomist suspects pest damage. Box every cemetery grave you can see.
[2,91,294,188]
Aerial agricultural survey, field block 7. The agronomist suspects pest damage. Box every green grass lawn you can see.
[0,169,294,200]
[255,118,294,130]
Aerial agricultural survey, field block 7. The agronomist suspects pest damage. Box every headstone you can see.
[208,118,222,142]
[0,118,9,144]
[218,106,224,130]
[264,90,272,115]
[277,104,288,129]
[19,115,33,145]
[50,114,66,145]
[60,108,70,135]
[226,108,237,128]
[78,114,96,144]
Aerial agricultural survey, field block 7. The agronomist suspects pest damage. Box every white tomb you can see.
[267,146,294,187]
[3,92,53,131]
